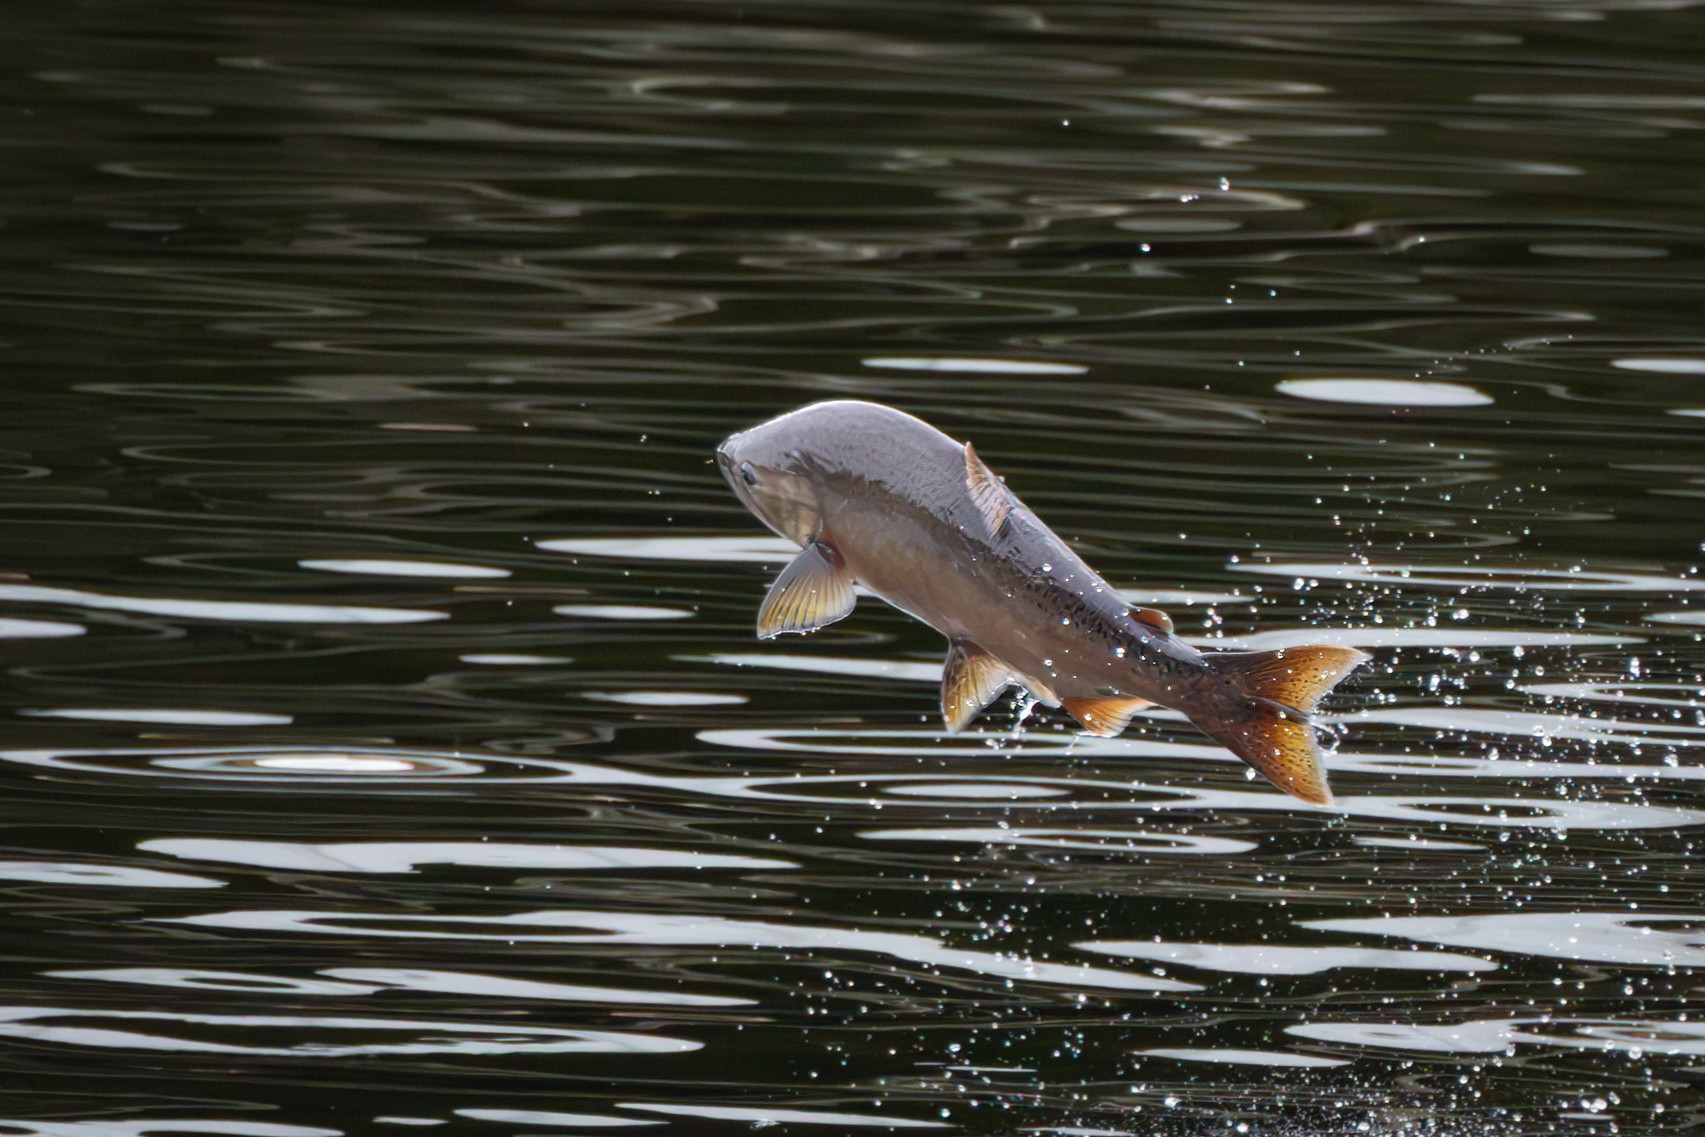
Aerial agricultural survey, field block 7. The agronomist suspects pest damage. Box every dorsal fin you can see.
[940,641,1014,732]
[756,542,857,639]
[1060,694,1153,738]
[1131,606,1174,635]
[964,442,1011,536]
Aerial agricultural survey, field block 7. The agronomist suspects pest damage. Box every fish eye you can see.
[739,462,758,487]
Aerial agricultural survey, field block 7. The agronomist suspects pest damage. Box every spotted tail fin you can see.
[1193,645,1370,805]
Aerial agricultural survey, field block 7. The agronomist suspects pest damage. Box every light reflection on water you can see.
[0,618,85,639]
[138,838,796,874]
[0,1006,702,1058]
[13,731,1705,833]
[1078,939,1495,975]
[1276,378,1494,407]
[1235,562,1705,593]
[1289,1016,1705,1059]
[552,603,697,620]
[455,1110,658,1129]
[618,1103,947,1129]
[1304,912,1705,967]
[163,907,1199,994]
[0,1124,341,1137]
[4,0,1705,1132]
[0,583,449,624]
[537,536,796,563]
[0,862,224,889]
[299,559,512,579]
[52,965,755,1010]
[20,708,295,726]
[1137,1047,1350,1068]
[861,827,1261,855]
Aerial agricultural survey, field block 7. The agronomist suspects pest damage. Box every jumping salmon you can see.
[716,400,1368,805]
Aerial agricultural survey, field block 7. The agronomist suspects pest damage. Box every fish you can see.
[716,400,1369,805]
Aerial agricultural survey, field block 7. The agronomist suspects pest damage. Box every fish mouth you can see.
[714,440,739,482]
[714,436,751,501]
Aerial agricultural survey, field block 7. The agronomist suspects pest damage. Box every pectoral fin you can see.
[941,641,1014,732]
[1061,694,1154,738]
[756,542,856,639]
[965,443,1012,535]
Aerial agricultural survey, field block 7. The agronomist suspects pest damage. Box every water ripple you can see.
[160,908,1198,994]
[1291,1016,1705,1059]
[1078,939,1494,975]
[455,1111,655,1129]
[50,966,749,1008]
[0,583,447,625]
[1136,1047,1349,1068]
[1236,561,1705,594]
[0,1006,700,1058]
[618,1103,946,1129]
[0,861,223,889]
[1303,912,1705,967]
[11,0,1705,1131]
[0,1124,339,1137]
[139,838,795,874]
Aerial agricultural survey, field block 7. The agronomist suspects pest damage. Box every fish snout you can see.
[715,435,749,494]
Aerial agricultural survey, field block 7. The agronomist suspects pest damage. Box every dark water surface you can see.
[4,1,1705,1133]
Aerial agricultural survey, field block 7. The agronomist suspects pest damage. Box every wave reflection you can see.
[160,908,1198,993]
[0,1006,699,1057]
[0,617,85,639]
[619,1103,946,1129]
[50,966,748,1008]
[0,861,223,889]
[1291,1016,1705,1059]
[139,838,795,874]
[1136,1047,1349,1068]
[455,1111,656,1129]
[1303,911,1705,967]
[1079,939,1494,975]
[0,583,447,624]
[0,1123,340,1137]
[862,827,1258,855]
[538,535,794,563]
[1234,562,1705,594]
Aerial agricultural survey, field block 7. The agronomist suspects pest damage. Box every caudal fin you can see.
[1192,645,1370,806]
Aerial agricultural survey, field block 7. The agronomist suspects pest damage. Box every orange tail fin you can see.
[1192,645,1370,806]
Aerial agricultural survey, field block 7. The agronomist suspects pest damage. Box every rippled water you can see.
[4,1,1705,1133]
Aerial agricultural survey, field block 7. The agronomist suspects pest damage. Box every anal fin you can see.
[941,641,1014,732]
[756,541,856,638]
[1061,694,1154,738]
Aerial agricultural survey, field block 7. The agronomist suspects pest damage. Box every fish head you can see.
[717,415,827,547]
